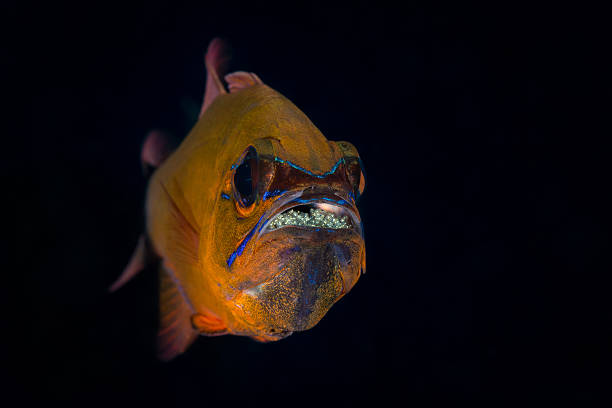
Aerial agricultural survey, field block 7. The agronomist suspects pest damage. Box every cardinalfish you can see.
[110,38,366,360]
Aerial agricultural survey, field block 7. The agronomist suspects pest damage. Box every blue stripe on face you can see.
[262,189,287,201]
[227,214,266,268]
[273,157,344,178]
[292,197,347,206]
[221,193,231,200]
[226,157,347,268]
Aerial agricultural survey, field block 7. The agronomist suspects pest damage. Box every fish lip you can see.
[263,328,293,339]
[229,326,293,340]
[257,191,362,237]
[232,192,362,335]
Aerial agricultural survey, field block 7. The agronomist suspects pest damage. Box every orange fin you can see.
[157,262,199,361]
[141,130,172,171]
[225,71,263,93]
[200,38,232,116]
[160,182,200,274]
[109,234,147,293]
[191,313,228,336]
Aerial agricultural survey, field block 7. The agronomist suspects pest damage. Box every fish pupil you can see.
[234,146,257,207]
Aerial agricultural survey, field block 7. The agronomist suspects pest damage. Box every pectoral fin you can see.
[191,313,228,336]
[109,234,148,293]
[157,262,199,361]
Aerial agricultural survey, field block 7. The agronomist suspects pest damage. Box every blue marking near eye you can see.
[258,217,270,233]
[227,214,266,268]
[292,197,348,206]
[230,152,247,170]
[226,251,238,268]
[321,197,348,205]
[348,191,355,202]
[262,189,286,201]
[221,193,231,200]
[273,157,344,178]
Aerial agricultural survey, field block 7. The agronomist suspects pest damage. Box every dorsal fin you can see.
[225,71,263,93]
[199,38,232,117]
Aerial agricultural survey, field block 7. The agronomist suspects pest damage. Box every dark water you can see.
[4,1,609,405]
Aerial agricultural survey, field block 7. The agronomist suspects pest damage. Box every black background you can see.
[3,0,610,405]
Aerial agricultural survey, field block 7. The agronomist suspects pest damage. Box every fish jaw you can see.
[238,235,358,333]
[225,191,365,337]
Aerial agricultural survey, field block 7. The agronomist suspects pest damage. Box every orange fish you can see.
[110,38,366,360]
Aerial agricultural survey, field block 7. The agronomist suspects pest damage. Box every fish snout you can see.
[228,187,365,337]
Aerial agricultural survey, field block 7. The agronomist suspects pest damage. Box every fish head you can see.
[210,87,366,340]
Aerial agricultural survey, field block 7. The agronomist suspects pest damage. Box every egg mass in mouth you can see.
[266,206,351,230]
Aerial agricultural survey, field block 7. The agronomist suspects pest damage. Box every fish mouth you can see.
[258,189,362,237]
[258,327,293,340]
[229,188,364,337]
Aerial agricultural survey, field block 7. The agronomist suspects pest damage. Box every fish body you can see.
[112,39,366,360]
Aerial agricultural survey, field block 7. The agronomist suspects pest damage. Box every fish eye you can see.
[348,158,366,200]
[356,158,366,198]
[335,141,365,199]
[233,146,258,208]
